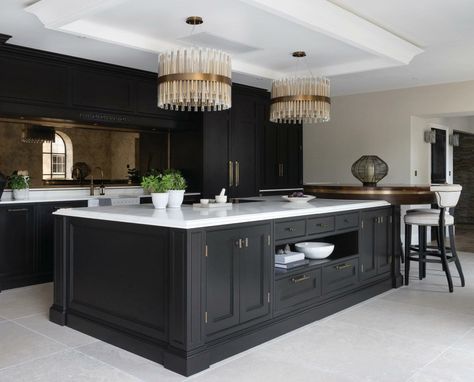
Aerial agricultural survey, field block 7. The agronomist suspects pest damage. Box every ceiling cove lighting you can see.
[157,16,232,112]
[270,51,330,124]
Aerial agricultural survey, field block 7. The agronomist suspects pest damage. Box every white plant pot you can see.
[13,188,29,200]
[151,192,169,209]
[167,190,185,208]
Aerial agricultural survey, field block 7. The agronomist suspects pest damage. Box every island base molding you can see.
[50,277,392,376]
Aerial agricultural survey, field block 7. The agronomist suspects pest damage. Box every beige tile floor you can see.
[0,253,473,382]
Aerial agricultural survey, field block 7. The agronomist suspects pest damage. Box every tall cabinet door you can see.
[205,227,240,335]
[239,224,271,323]
[359,211,377,281]
[286,125,303,188]
[0,205,35,289]
[230,92,258,198]
[202,111,231,198]
[376,210,392,275]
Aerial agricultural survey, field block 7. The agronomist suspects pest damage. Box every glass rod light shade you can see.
[157,48,232,111]
[270,77,330,123]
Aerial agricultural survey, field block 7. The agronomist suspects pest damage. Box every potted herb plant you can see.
[166,170,187,208]
[141,173,173,209]
[8,171,30,200]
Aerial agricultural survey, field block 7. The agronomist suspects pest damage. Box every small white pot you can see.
[151,192,169,209]
[13,188,29,200]
[167,190,185,208]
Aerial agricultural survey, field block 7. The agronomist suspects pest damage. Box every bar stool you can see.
[404,184,465,293]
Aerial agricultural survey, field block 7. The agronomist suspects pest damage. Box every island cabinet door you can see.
[359,211,377,281]
[375,209,392,275]
[239,224,271,324]
[205,228,241,335]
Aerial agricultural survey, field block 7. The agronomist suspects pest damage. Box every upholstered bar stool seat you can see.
[404,184,465,293]
[405,212,454,226]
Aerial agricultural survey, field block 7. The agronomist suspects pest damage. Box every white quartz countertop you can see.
[0,187,200,205]
[53,197,390,229]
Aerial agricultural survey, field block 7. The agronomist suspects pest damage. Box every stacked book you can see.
[275,251,309,269]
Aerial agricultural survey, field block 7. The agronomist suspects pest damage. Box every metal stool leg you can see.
[449,225,465,287]
[405,224,411,286]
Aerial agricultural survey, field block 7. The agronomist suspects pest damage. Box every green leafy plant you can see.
[8,173,30,190]
[167,169,187,190]
[141,173,173,193]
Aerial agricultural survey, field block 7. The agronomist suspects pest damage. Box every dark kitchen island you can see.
[50,197,398,376]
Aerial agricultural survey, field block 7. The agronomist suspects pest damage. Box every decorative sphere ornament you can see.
[351,155,388,187]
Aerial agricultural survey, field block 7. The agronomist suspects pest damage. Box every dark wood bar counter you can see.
[304,184,436,289]
[304,184,436,205]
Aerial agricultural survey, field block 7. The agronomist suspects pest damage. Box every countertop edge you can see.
[53,200,390,229]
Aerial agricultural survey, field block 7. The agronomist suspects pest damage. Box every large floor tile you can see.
[450,328,474,355]
[0,321,66,370]
[77,341,184,382]
[331,298,474,347]
[190,349,353,382]
[15,313,98,348]
[0,283,52,319]
[407,349,474,382]
[210,319,445,382]
[0,349,140,382]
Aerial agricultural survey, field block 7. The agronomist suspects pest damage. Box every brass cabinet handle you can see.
[335,263,353,271]
[291,274,310,283]
[278,163,284,177]
[285,227,296,232]
[7,208,29,212]
[229,161,234,187]
[235,239,242,248]
[235,161,240,187]
[244,237,249,247]
[316,223,329,228]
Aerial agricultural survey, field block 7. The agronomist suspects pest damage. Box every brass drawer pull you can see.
[235,161,240,187]
[335,263,353,271]
[316,223,329,228]
[291,274,310,283]
[7,208,29,212]
[285,227,296,232]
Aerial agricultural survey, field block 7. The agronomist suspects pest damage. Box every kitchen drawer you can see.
[307,216,335,235]
[335,213,359,231]
[322,257,359,295]
[275,268,321,313]
[275,219,306,240]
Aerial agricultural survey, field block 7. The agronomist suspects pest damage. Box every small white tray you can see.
[193,202,233,208]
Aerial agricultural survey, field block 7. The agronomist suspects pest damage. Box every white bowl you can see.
[295,242,335,259]
[200,198,210,205]
[215,195,227,203]
[281,195,315,203]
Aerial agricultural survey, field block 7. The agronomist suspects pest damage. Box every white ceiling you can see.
[1,0,474,96]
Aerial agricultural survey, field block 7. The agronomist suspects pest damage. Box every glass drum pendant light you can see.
[270,51,330,123]
[157,16,232,111]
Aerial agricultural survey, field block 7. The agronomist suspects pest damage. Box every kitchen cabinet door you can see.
[359,210,377,281]
[205,222,272,336]
[239,224,271,323]
[0,205,35,290]
[229,92,258,198]
[205,227,240,335]
[376,210,392,275]
[36,201,88,279]
[202,111,231,198]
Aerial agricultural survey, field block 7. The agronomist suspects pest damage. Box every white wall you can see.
[303,80,474,184]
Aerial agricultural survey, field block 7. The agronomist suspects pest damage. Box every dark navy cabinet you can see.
[0,200,88,291]
[0,205,35,290]
[359,209,392,281]
[205,222,271,336]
